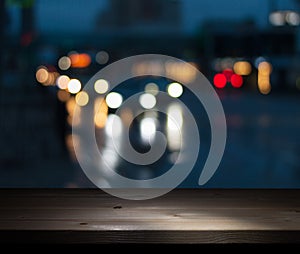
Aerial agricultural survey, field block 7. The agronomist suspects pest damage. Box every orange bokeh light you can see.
[69,53,91,68]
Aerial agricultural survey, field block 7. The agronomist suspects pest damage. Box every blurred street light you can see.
[269,10,300,26]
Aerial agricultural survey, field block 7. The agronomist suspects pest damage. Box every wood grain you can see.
[0,189,300,243]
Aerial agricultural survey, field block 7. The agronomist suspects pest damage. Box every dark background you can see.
[1,0,300,188]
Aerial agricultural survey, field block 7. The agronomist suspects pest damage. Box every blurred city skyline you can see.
[1,0,300,189]
[5,0,299,35]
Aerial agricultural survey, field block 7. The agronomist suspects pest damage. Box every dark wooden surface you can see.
[0,189,300,244]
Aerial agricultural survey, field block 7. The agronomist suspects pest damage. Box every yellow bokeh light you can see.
[94,98,108,128]
[75,91,89,107]
[44,72,54,86]
[36,68,59,86]
[94,79,109,94]
[72,113,81,126]
[258,62,272,95]
[165,61,197,83]
[36,67,49,84]
[258,75,271,95]
[68,79,81,94]
[258,83,271,95]
[258,62,272,75]
[233,61,252,76]
[67,114,81,127]
[57,90,70,102]
[66,97,76,115]
[94,97,108,114]
[257,61,272,95]
[94,112,108,128]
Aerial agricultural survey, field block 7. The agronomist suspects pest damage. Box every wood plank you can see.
[0,189,300,243]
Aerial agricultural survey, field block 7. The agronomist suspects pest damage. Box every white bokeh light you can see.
[140,117,156,144]
[286,11,300,26]
[68,79,81,94]
[269,12,285,26]
[167,82,183,98]
[105,114,123,138]
[105,92,123,109]
[139,93,157,109]
[94,79,109,94]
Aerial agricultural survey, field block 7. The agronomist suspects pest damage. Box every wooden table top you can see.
[0,189,300,244]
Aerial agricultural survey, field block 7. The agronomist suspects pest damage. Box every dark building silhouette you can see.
[97,0,182,34]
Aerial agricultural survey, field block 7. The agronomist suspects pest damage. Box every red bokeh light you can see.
[231,74,243,88]
[222,69,234,81]
[213,73,227,88]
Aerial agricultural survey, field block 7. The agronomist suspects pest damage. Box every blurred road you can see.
[1,89,300,188]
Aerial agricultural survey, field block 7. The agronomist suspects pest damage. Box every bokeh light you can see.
[67,79,82,94]
[165,61,197,83]
[106,92,123,109]
[145,83,159,96]
[233,61,252,76]
[57,90,70,102]
[139,93,157,109]
[222,69,234,81]
[220,58,234,70]
[75,91,89,106]
[269,11,285,26]
[258,61,272,95]
[94,98,108,128]
[213,73,227,88]
[231,74,243,88]
[69,53,91,68]
[45,72,59,86]
[105,114,123,138]
[96,51,109,65]
[258,61,272,75]
[58,56,71,70]
[36,67,49,84]
[56,75,70,90]
[167,103,183,151]
[254,56,267,68]
[258,76,271,95]
[140,117,156,144]
[167,82,183,98]
[36,66,58,86]
[94,79,109,94]
[286,11,300,26]
[66,97,76,115]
